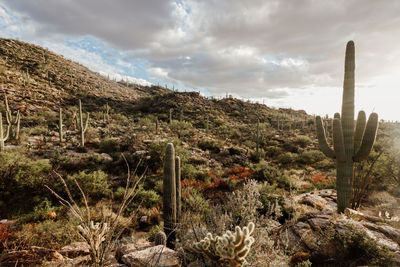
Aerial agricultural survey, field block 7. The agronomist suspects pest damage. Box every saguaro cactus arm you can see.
[332,119,346,162]
[316,116,335,158]
[354,111,366,152]
[83,112,89,133]
[354,112,379,162]
[175,156,181,224]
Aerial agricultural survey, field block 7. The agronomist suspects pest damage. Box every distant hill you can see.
[0,38,169,113]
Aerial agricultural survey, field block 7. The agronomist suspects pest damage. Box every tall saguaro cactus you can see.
[316,41,378,213]
[163,143,177,248]
[77,99,89,147]
[0,112,10,151]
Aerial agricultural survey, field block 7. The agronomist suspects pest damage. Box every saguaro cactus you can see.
[175,156,181,225]
[256,119,260,155]
[0,112,10,151]
[4,93,21,140]
[316,41,378,213]
[58,108,63,143]
[169,108,173,125]
[163,143,177,248]
[77,99,89,147]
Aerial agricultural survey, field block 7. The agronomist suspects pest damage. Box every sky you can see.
[0,0,400,120]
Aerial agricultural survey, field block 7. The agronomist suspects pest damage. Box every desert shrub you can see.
[265,145,282,157]
[198,139,220,153]
[170,120,194,138]
[19,198,62,223]
[0,152,55,216]
[181,163,198,180]
[85,127,100,144]
[66,170,111,199]
[298,150,325,164]
[314,159,335,170]
[228,146,243,156]
[137,117,153,130]
[13,219,79,250]
[337,226,395,266]
[99,138,120,154]
[277,152,297,165]
[252,162,281,182]
[282,143,299,153]
[26,125,49,136]
[182,187,210,221]
[295,135,313,148]
[135,185,160,209]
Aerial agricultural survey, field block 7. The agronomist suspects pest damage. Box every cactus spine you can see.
[163,143,177,248]
[316,41,378,213]
[0,112,10,151]
[77,99,89,147]
[58,108,63,143]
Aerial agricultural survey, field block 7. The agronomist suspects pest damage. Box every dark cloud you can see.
[3,0,400,98]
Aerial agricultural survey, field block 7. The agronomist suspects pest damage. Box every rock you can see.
[299,193,327,210]
[0,246,63,267]
[116,244,138,263]
[121,245,181,267]
[277,190,400,266]
[0,219,18,229]
[100,153,113,162]
[59,242,90,258]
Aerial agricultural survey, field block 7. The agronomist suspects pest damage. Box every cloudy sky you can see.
[1,0,400,120]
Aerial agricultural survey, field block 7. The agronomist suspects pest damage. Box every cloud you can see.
[2,0,400,99]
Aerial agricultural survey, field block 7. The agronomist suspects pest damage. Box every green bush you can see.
[337,226,395,266]
[182,163,198,180]
[198,139,220,153]
[265,146,282,158]
[252,162,281,182]
[67,170,111,199]
[298,150,325,165]
[295,135,313,148]
[99,138,120,154]
[314,159,335,170]
[277,152,297,165]
[169,120,193,137]
[135,185,160,208]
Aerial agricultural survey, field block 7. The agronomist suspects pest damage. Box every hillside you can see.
[0,38,399,267]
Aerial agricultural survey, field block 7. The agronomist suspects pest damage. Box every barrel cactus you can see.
[315,41,378,212]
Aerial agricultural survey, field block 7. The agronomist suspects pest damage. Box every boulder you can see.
[0,246,63,267]
[277,190,400,266]
[59,242,90,258]
[121,245,181,267]
[116,243,138,263]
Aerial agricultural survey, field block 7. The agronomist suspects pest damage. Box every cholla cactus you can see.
[193,222,255,267]
[77,221,110,265]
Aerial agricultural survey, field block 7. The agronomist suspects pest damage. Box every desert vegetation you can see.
[0,38,400,267]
